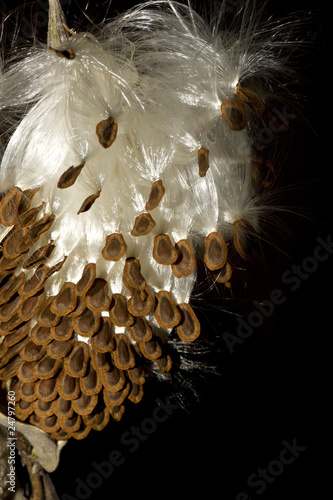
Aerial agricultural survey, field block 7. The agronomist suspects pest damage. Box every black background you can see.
[0,1,332,499]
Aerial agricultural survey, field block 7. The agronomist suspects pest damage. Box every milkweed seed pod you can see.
[0,0,302,441]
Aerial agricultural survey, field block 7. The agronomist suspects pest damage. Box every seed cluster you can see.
[0,80,267,440]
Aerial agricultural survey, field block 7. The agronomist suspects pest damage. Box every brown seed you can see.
[30,324,53,345]
[96,117,118,148]
[33,399,55,418]
[50,282,77,316]
[103,384,130,408]
[51,316,74,341]
[68,295,87,318]
[51,428,71,441]
[0,252,27,271]
[64,341,89,378]
[0,313,23,335]
[59,414,81,434]
[204,232,228,271]
[20,341,46,362]
[214,261,233,284]
[113,334,136,371]
[19,382,38,403]
[71,422,92,441]
[145,179,165,211]
[171,239,196,278]
[156,355,173,373]
[91,409,110,432]
[131,213,156,237]
[16,400,34,419]
[109,294,134,327]
[73,308,101,337]
[56,369,80,400]
[127,285,154,317]
[0,356,24,381]
[27,214,55,242]
[36,296,61,328]
[90,317,115,353]
[102,233,127,262]
[47,256,67,278]
[57,161,85,189]
[198,146,210,177]
[72,393,98,416]
[0,186,22,226]
[232,219,254,261]
[80,362,102,396]
[54,397,74,419]
[40,415,60,434]
[154,290,181,329]
[0,273,25,306]
[35,378,58,402]
[221,100,247,131]
[0,294,24,322]
[3,227,30,259]
[77,190,101,215]
[17,360,38,383]
[33,354,62,379]
[49,47,76,59]
[46,337,75,360]
[18,188,40,214]
[91,350,113,373]
[236,82,266,114]
[153,234,178,265]
[123,257,146,291]
[127,317,152,343]
[100,366,126,393]
[139,338,162,361]
[128,383,144,404]
[18,290,45,322]
[86,278,110,312]
[0,337,29,368]
[110,405,125,422]
[76,263,96,296]
[19,264,49,297]
[1,323,29,349]
[127,365,145,386]
[16,203,44,228]
[23,241,55,270]
[176,303,201,342]
[251,156,277,188]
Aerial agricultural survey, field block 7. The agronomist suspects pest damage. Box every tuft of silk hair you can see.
[0,0,301,362]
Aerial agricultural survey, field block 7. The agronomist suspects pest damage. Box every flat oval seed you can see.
[102,233,127,261]
[0,186,22,226]
[96,117,118,149]
[171,239,196,278]
[50,282,77,316]
[221,100,247,131]
[198,146,210,177]
[76,263,96,296]
[77,190,101,215]
[176,303,201,342]
[153,234,178,265]
[236,82,266,114]
[204,232,228,271]
[57,161,85,189]
[145,179,165,211]
[154,290,181,329]
[131,213,156,237]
